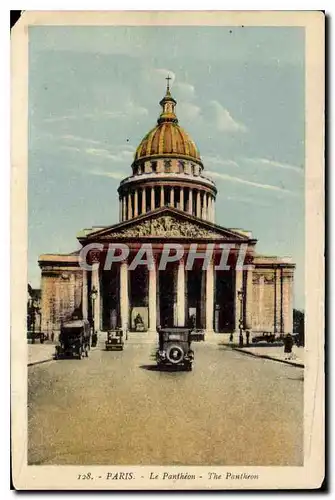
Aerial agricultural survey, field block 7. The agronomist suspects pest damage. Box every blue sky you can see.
[28,26,305,308]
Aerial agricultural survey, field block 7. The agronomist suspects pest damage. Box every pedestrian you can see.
[284,333,294,360]
[246,331,250,346]
[229,332,233,343]
[51,331,55,343]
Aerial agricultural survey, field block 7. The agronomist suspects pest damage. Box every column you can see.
[142,187,146,214]
[205,259,214,333]
[196,190,201,218]
[212,197,215,222]
[82,269,88,320]
[134,189,138,217]
[245,266,254,330]
[188,188,193,215]
[122,196,126,222]
[180,187,184,211]
[170,187,175,207]
[235,269,243,332]
[160,185,165,207]
[119,197,122,222]
[177,259,185,326]
[127,193,133,220]
[208,196,213,222]
[91,264,101,331]
[282,271,293,333]
[202,192,207,220]
[148,260,157,333]
[275,267,282,333]
[156,262,160,328]
[120,261,129,332]
[151,186,155,211]
[258,275,265,331]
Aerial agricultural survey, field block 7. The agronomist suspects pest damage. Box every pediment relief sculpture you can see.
[103,215,227,239]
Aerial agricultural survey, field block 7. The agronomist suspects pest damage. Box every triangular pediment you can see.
[80,207,252,242]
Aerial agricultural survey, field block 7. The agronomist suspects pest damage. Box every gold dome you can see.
[134,83,202,165]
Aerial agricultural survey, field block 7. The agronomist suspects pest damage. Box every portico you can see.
[77,206,257,337]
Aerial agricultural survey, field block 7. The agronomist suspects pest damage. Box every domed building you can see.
[38,82,295,341]
[118,82,217,222]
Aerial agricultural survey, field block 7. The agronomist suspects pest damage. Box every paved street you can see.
[28,341,303,466]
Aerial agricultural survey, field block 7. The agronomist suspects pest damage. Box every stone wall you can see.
[252,264,294,334]
[40,267,83,334]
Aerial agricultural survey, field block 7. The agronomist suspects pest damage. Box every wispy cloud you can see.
[61,134,102,145]
[177,102,201,121]
[208,100,247,133]
[225,195,272,207]
[61,145,82,153]
[88,169,125,180]
[44,114,78,123]
[174,82,196,100]
[203,156,239,168]
[60,143,135,163]
[43,101,148,124]
[207,170,298,196]
[243,157,304,174]
[85,148,134,162]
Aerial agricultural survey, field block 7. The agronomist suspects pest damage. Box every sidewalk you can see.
[231,345,304,368]
[28,343,56,366]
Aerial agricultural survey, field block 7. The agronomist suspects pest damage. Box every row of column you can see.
[254,269,293,334]
[119,186,215,223]
[84,263,253,335]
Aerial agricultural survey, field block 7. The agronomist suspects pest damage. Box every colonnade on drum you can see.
[82,261,254,336]
[119,185,216,223]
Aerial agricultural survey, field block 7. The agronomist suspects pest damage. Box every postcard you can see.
[11,10,324,490]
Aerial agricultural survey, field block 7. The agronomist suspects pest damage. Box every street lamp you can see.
[237,289,244,347]
[90,286,98,347]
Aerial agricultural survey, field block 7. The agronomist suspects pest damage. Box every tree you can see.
[293,309,305,346]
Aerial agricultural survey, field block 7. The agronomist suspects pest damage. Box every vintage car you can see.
[190,329,205,342]
[55,319,91,359]
[156,327,194,371]
[252,332,276,344]
[105,329,124,351]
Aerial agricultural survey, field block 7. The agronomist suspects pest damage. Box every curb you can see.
[28,357,54,367]
[232,347,304,368]
[28,346,101,367]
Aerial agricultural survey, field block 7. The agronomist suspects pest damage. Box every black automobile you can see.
[252,332,276,344]
[156,327,194,371]
[55,319,91,359]
[105,329,124,351]
[190,329,205,342]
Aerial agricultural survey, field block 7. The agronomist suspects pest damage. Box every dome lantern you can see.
[157,76,178,124]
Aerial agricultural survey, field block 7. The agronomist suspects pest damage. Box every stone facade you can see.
[39,255,82,334]
[251,258,294,334]
[37,85,295,338]
[38,212,295,337]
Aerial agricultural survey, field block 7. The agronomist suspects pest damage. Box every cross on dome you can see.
[166,75,172,91]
